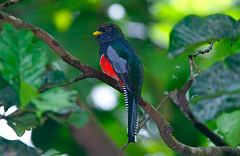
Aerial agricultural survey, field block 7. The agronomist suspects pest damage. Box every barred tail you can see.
[123,85,138,143]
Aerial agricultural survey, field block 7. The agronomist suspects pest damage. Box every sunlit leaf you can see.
[67,108,89,128]
[53,9,73,32]
[20,81,38,108]
[33,88,77,116]
[7,112,38,137]
[216,110,240,147]
[189,53,240,121]
[169,14,240,56]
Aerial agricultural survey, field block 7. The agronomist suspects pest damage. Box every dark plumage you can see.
[93,23,144,143]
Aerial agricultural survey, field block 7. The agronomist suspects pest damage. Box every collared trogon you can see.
[93,23,143,143]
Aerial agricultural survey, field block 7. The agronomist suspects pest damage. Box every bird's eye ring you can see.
[105,27,111,32]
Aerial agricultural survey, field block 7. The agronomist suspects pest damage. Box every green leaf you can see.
[0,85,19,110]
[0,23,47,88]
[42,70,66,85]
[0,137,40,156]
[0,24,78,119]
[33,88,77,116]
[0,76,19,110]
[0,23,48,108]
[20,81,38,108]
[189,53,240,121]
[0,137,66,156]
[216,110,240,147]
[67,108,89,128]
[169,14,240,56]
[7,112,38,137]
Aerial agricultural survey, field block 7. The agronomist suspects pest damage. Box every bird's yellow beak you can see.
[93,31,103,36]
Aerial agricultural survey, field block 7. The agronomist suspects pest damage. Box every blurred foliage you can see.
[0,137,40,156]
[53,9,74,32]
[41,149,66,156]
[217,110,240,147]
[0,76,19,111]
[0,137,66,156]
[0,0,239,156]
[33,88,77,117]
[7,112,38,136]
[67,109,89,128]
[42,70,66,85]
[0,24,87,141]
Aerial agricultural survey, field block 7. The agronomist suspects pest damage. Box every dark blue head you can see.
[93,23,124,45]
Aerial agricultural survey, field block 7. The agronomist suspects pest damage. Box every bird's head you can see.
[93,23,124,44]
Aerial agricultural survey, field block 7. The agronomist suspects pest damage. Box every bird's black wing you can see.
[106,43,141,143]
[106,45,134,93]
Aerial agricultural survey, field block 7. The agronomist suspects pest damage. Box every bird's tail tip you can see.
[123,85,139,143]
[128,135,137,143]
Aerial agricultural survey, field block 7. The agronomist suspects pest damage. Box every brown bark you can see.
[69,101,122,156]
[169,80,227,146]
[70,121,120,156]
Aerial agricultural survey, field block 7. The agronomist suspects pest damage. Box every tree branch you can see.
[183,41,227,146]
[169,80,228,146]
[189,41,215,79]
[1,10,239,156]
[39,74,88,93]
[70,100,123,156]
[190,41,215,58]
[138,94,169,133]
[139,98,240,156]
[0,0,21,9]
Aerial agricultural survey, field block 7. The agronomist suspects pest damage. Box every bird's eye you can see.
[105,27,111,32]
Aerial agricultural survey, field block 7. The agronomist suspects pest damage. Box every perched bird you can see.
[93,23,143,143]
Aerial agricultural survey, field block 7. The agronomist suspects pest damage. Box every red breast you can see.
[100,54,124,85]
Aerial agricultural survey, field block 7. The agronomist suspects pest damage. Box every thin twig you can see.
[190,41,215,58]
[140,96,240,156]
[137,94,169,132]
[39,74,87,93]
[117,142,129,156]
[0,0,22,9]
[184,41,226,146]
[189,41,215,79]
[189,56,201,79]
[118,94,170,155]
[169,80,228,146]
